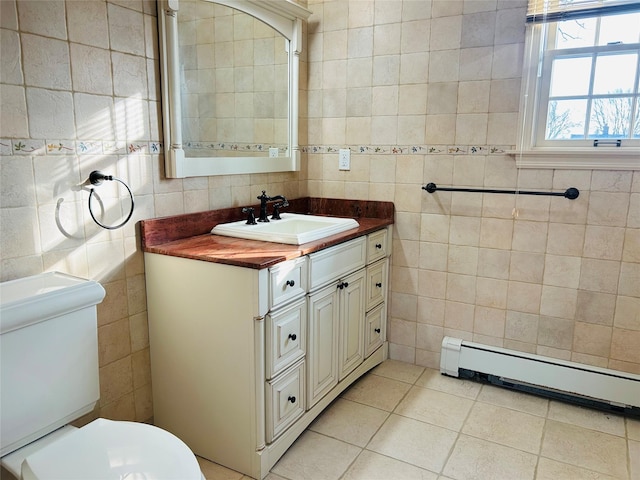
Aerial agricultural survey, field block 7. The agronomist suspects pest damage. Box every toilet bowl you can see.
[1,419,203,480]
[0,272,203,479]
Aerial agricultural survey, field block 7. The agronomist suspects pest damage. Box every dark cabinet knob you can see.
[288,333,297,341]
[376,282,382,288]
[375,243,382,249]
[288,395,296,403]
[374,328,381,333]
[286,280,295,287]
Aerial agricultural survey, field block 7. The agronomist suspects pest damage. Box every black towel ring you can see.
[87,170,135,230]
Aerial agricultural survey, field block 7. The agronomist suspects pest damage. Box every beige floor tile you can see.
[415,369,482,399]
[476,383,549,417]
[395,385,474,431]
[630,440,640,480]
[541,420,629,478]
[462,402,545,454]
[196,456,244,480]
[442,434,537,480]
[367,414,458,473]
[308,398,389,447]
[535,457,621,480]
[264,474,288,480]
[371,359,425,384]
[270,431,361,480]
[628,417,640,441]
[341,373,412,411]
[548,400,626,436]
[342,450,438,480]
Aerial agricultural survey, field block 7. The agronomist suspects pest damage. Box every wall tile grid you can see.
[0,0,304,425]
[303,0,640,375]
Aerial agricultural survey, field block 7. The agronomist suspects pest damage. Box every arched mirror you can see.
[158,0,311,177]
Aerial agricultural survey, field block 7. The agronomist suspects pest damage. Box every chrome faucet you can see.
[256,191,288,222]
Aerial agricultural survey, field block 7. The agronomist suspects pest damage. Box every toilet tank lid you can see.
[20,419,202,480]
[0,272,106,335]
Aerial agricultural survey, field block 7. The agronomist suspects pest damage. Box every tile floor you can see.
[197,360,640,480]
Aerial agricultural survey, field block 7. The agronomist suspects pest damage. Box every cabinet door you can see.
[338,269,366,381]
[307,285,339,408]
[365,302,385,358]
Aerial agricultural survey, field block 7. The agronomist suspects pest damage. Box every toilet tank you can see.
[0,272,106,457]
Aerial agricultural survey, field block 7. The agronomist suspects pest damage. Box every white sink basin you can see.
[211,213,359,245]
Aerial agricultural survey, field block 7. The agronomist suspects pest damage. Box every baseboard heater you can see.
[440,337,640,417]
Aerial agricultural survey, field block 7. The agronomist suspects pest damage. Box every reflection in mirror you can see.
[178,1,289,158]
[158,0,311,178]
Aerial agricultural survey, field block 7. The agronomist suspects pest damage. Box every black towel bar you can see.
[422,183,579,200]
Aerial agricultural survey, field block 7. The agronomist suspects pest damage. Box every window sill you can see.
[507,149,640,170]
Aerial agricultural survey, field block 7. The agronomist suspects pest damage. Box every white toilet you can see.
[0,272,203,479]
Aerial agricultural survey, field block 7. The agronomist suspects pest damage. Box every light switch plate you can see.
[339,149,351,170]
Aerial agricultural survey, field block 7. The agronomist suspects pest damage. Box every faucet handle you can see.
[242,207,257,225]
[271,200,288,220]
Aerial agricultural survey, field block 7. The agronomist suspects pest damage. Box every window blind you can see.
[526,0,640,23]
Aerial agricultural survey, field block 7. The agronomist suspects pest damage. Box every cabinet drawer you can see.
[365,303,385,358]
[269,256,307,309]
[367,229,389,264]
[266,298,306,379]
[365,259,387,311]
[308,237,366,291]
[266,360,305,443]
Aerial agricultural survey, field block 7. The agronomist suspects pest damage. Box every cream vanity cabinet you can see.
[144,227,391,480]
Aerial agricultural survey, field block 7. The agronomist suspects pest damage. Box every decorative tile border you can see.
[0,140,511,158]
[0,139,163,156]
[184,142,288,155]
[302,145,512,155]
[12,139,45,155]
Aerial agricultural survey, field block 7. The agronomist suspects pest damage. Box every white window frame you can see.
[512,4,640,170]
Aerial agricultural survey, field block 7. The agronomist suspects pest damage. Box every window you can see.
[515,0,640,169]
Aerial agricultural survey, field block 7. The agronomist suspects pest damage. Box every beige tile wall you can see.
[0,0,303,424]
[304,0,640,375]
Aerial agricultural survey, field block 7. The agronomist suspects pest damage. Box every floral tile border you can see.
[0,139,163,157]
[1,140,511,158]
[184,141,288,154]
[302,145,512,155]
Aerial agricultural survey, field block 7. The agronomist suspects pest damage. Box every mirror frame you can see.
[158,0,311,177]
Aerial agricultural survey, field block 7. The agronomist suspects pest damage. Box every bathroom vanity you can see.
[141,198,393,479]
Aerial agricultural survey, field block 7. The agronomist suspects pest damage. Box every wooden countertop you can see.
[140,197,394,269]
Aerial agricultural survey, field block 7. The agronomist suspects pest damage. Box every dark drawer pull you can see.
[337,281,349,289]
[375,243,382,249]
[376,282,382,288]
[288,395,296,403]
[286,280,295,287]
[374,328,381,333]
[288,333,297,341]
